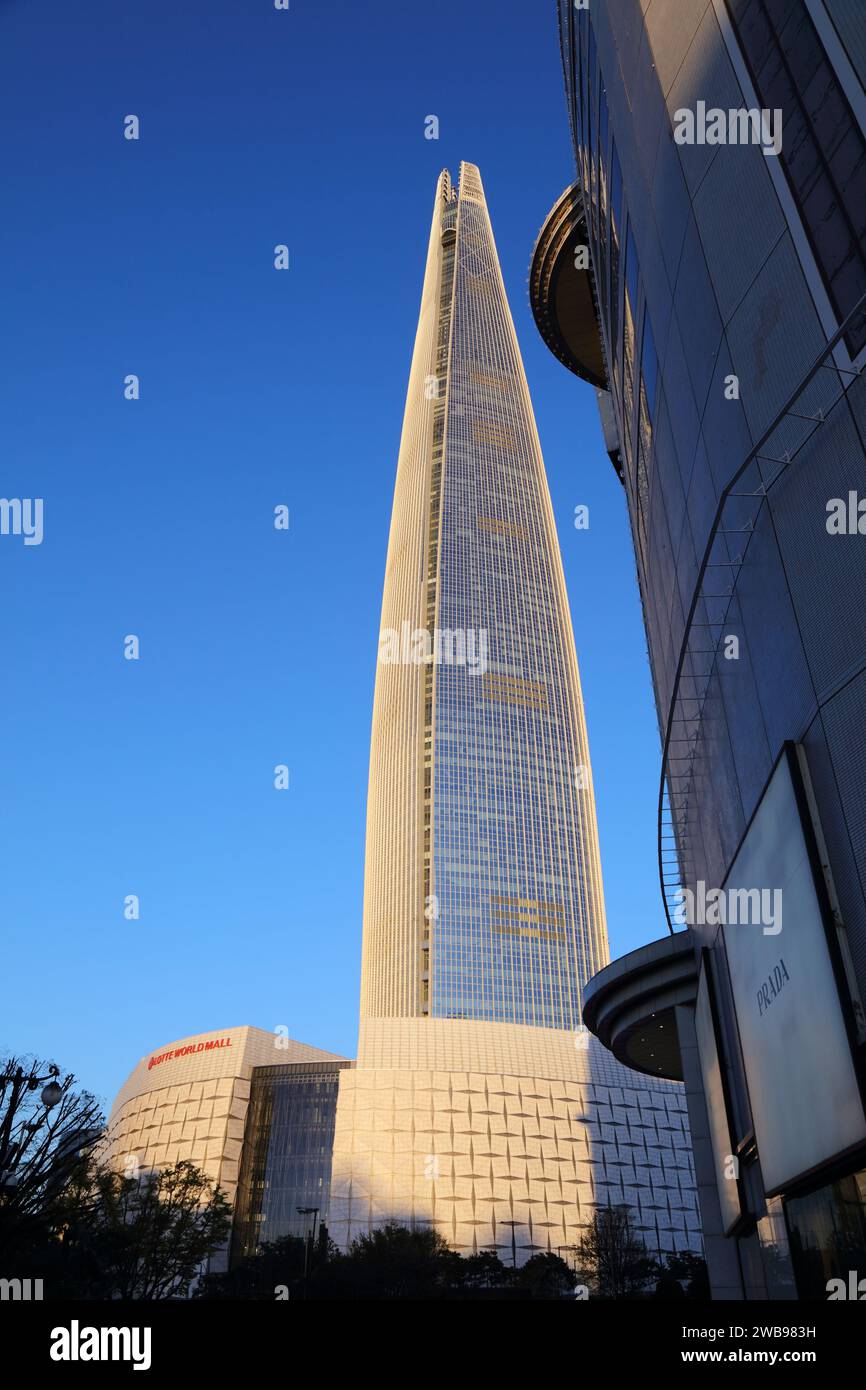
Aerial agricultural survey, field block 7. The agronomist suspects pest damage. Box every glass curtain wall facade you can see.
[554,0,866,1298]
[230,1062,350,1262]
[785,1166,866,1299]
[360,163,609,1029]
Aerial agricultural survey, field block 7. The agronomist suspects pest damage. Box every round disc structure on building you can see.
[529,182,607,392]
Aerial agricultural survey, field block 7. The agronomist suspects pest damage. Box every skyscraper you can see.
[361,163,608,1030]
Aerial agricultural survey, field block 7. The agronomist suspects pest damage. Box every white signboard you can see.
[723,749,866,1194]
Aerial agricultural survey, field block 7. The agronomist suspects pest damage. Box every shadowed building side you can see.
[538,0,866,1299]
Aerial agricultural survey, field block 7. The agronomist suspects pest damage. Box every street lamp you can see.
[296,1205,320,1296]
[0,1063,63,1198]
[41,1080,63,1110]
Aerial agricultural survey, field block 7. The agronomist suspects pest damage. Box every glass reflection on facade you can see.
[722,0,866,353]
[785,1170,866,1300]
[230,1062,349,1263]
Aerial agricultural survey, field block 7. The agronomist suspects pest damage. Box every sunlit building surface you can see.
[361,164,608,1028]
[327,1018,697,1262]
[537,0,866,1299]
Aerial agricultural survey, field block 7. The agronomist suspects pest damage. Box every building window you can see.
[785,1169,866,1299]
[725,0,866,354]
[636,311,658,564]
[230,1062,349,1265]
[609,144,623,385]
[622,223,639,469]
[598,85,610,322]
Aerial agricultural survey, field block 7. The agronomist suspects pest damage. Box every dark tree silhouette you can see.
[663,1250,710,1299]
[344,1221,457,1299]
[575,1204,659,1299]
[514,1251,577,1298]
[200,1225,588,1300]
[198,1226,337,1300]
[56,1156,232,1299]
[0,1056,103,1260]
[462,1249,510,1290]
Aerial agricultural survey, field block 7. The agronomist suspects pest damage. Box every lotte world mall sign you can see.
[147,1037,233,1070]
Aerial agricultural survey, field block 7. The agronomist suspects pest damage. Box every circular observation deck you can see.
[582,934,699,1082]
[529,183,607,391]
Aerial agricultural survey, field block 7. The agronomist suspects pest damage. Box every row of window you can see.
[724,0,866,355]
[571,10,660,578]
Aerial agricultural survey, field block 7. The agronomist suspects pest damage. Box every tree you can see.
[664,1250,710,1299]
[343,1221,456,1299]
[198,1225,339,1300]
[653,1266,687,1299]
[58,1157,232,1299]
[197,1232,307,1299]
[462,1250,511,1291]
[0,1056,104,1262]
[575,1205,659,1299]
[201,1221,466,1301]
[514,1251,577,1299]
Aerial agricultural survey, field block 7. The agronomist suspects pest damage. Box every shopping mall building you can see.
[106,1019,699,1274]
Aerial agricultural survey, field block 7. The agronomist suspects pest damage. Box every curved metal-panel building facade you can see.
[542,0,866,1300]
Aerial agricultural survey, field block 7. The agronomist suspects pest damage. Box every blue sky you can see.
[0,0,661,1110]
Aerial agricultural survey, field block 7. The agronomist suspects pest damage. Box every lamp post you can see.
[296,1205,320,1298]
[0,1063,63,1197]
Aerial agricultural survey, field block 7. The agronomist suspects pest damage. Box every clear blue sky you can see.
[0,0,662,1111]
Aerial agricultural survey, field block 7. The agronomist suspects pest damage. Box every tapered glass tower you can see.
[361,163,609,1029]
